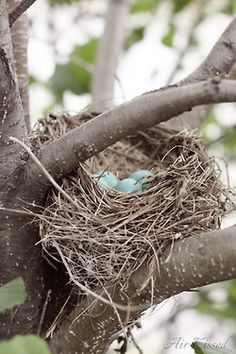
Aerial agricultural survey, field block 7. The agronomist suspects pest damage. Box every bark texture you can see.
[167,16,236,130]
[8,0,36,27]
[7,0,30,132]
[26,78,236,190]
[180,17,236,84]
[0,0,43,338]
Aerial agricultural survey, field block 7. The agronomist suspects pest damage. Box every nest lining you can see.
[31,113,231,293]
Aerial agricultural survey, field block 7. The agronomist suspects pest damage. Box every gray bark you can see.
[7,0,30,132]
[167,15,236,131]
[0,0,43,338]
[27,78,236,190]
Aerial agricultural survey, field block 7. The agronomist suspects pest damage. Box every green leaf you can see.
[0,335,51,354]
[195,280,236,322]
[191,342,234,354]
[161,22,176,47]
[0,277,26,313]
[170,0,193,13]
[29,75,38,85]
[223,0,236,15]
[192,342,204,354]
[228,279,236,300]
[71,38,98,65]
[124,27,145,49]
[50,38,98,99]
[131,0,160,14]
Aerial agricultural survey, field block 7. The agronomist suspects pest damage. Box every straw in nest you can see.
[30,113,232,296]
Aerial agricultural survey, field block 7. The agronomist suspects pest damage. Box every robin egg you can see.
[93,170,118,189]
[129,170,154,190]
[117,178,142,193]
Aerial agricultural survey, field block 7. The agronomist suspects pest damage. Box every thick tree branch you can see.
[7,0,30,132]
[166,16,236,130]
[91,0,129,111]
[24,78,236,194]
[8,0,36,27]
[21,16,236,191]
[0,0,25,196]
[179,16,236,85]
[166,1,205,85]
[50,225,236,354]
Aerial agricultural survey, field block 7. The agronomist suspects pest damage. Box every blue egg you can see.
[117,178,142,193]
[98,177,110,190]
[129,170,154,190]
[93,170,118,188]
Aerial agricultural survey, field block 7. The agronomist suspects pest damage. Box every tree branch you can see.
[24,78,236,192]
[164,1,206,131]
[50,225,236,354]
[8,0,36,27]
[166,1,205,85]
[91,0,129,111]
[20,15,236,192]
[179,16,236,85]
[166,15,236,131]
[0,0,26,193]
[7,0,30,132]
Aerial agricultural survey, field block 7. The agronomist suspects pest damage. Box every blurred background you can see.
[27,0,236,353]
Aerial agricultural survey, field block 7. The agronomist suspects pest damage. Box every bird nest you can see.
[30,112,231,295]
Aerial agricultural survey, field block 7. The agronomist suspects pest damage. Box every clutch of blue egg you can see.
[92,169,154,192]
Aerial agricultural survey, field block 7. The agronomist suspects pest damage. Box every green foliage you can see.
[0,277,26,313]
[130,0,160,14]
[50,38,98,100]
[220,128,236,155]
[191,342,233,354]
[162,22,176,47]
[223,0,236,15]
[124,27,145,49]
[0,279,51,354]
[0,335,51,354]
[170,0,194,13]
[192,342,205,354]
[29,75,38,85]
[195,280,236,322]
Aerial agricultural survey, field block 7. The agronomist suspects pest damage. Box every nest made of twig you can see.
[30,112,232,294]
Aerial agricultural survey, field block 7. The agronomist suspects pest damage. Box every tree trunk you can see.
[0,0,43,338]
[91,0,129,111]
[7,0,30,132]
